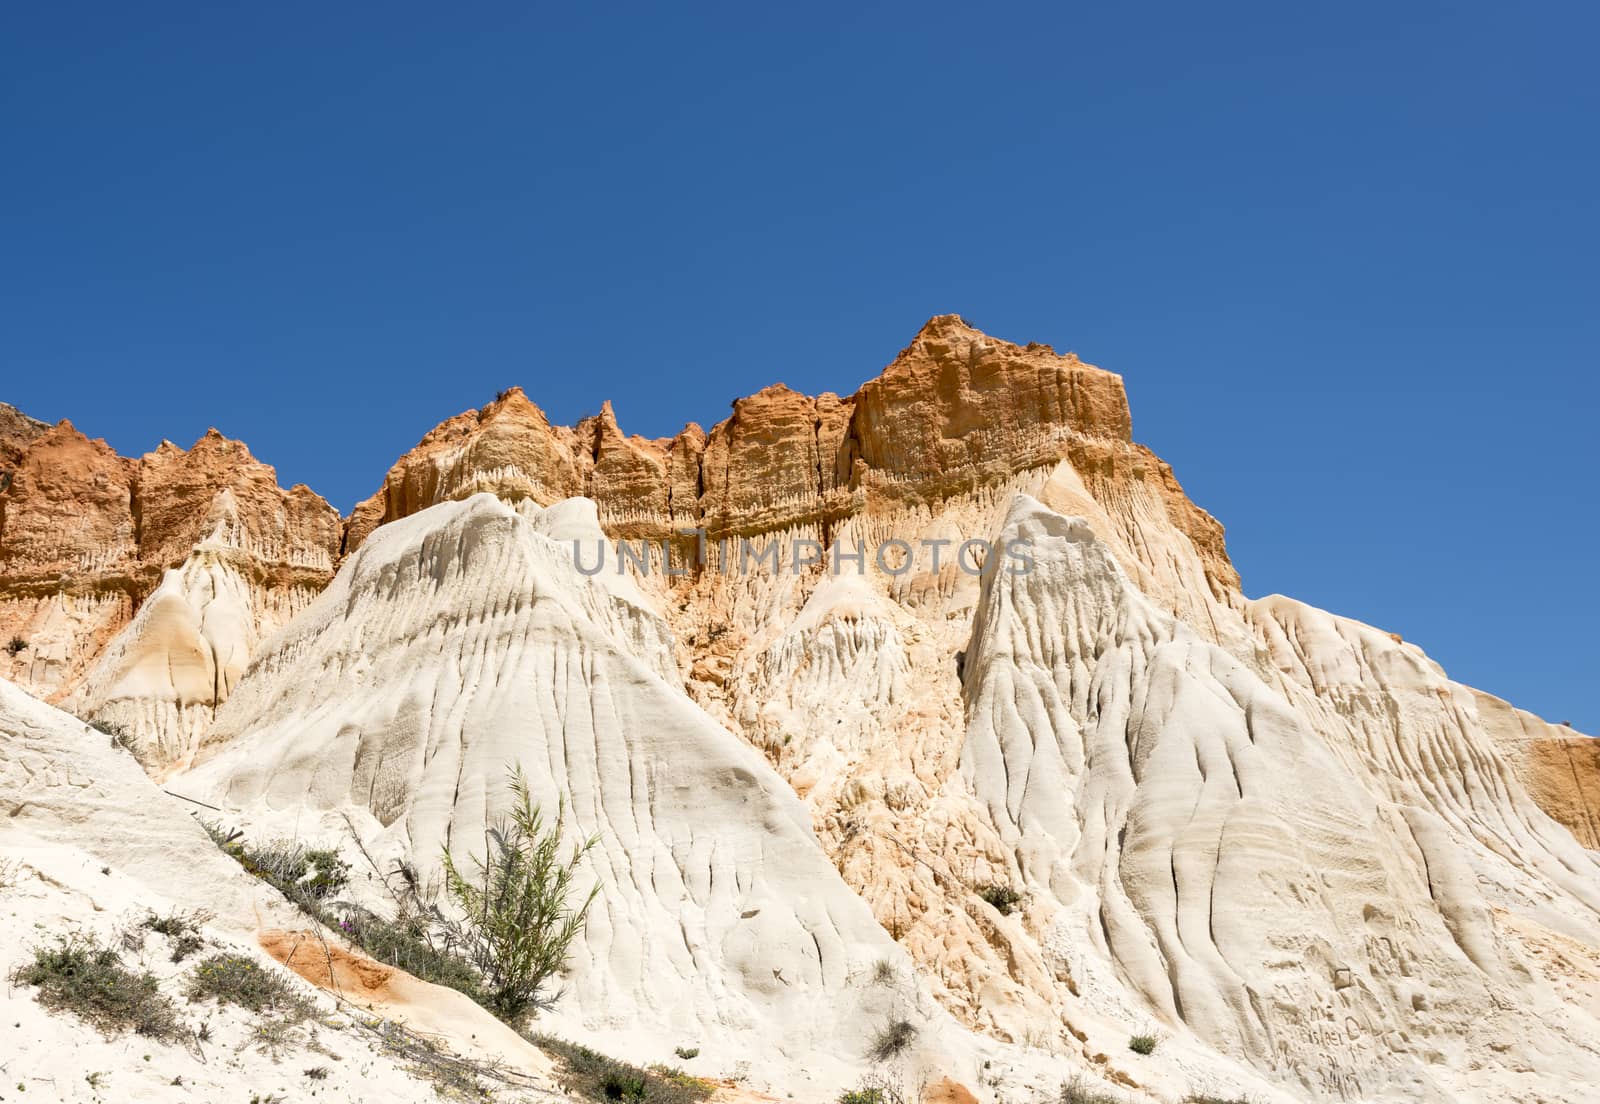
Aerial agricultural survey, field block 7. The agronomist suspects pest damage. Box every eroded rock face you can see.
[344,315,1233,588]
[177,485,1600,1103]
[1523,734,1600,848]
[10,312,1593,829]
[0,422,140,699]
[0,421,341,766]
[0,402,48,472]
[186,495,984,1100]
[134,429,341,576]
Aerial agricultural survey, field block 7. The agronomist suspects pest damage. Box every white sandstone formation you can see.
[960,496,1600,1102]
[184,494,984,1099]
[4,317,1596,1103]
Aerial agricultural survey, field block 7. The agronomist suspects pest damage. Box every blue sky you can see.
[3,3,1596,730]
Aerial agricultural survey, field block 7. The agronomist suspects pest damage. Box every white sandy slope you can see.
[184,493,981,1099]
[957,495,1600,1103]
[0,677,558,1104]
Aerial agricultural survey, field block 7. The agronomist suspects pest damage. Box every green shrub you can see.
[976,882,1022,915]
[650,1066,714,1094]
[440,768,598,1026]
[200,819,490,1013]
[6,635,26,656]
[198,769,597,1034]
[1128,1033,1158,1055]
[299,848,352,898]
[532,1035,713,1104]
[673,1046,699,1060]
[840,1092,888,1104]
[839,1074,912,1104]
[604,1070,647,1101]
[336,907,485,999]
[10,934,185,1040]
[200,821,350,906]
[244,840,348,903]
[186,953,315,1021]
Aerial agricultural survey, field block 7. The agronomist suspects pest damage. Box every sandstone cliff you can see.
[344,315,1235,592]
[0,401,48,472]
[0,421,341,769]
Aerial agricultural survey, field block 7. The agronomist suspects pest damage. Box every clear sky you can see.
[3,3,1596,730]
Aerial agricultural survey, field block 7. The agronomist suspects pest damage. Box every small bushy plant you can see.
[11,934,185,1040]
[975,882,1022,915]
[199,766,597,1032]
[532,1035,713,1104]
[201,819,485,1005]
[440,768,598,1026]
[216,833,350,905]
[839,1091,888,1104]
[201,821,349,902]
[186,953,315,1021]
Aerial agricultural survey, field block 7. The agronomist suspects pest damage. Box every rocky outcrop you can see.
[0,421,341,765]
[1,317,1237,731]
[1523,733,1600,848]
[0,421,141,699]
[956,501,1600,1099]
[132,429,341,577]
[0,401,48,473]
[344,315,1236,592]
